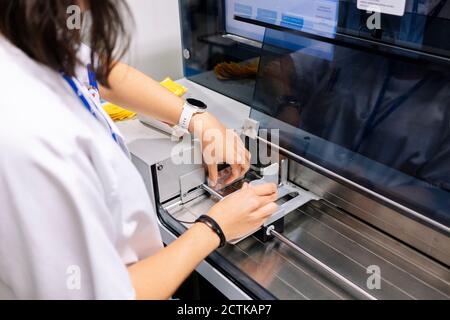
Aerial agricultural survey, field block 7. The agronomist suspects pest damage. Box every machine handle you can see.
[202,183,377,300]
[270,229,378,300]
[201,184,224,200]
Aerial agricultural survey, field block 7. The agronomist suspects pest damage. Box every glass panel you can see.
[251,1,450,227]
[179,0,262,105]
[337,0,450,58]
[229,0,340,38]
[179,0,450,226]
[231,0,450,57]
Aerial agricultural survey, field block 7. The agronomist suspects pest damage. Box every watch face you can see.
[187,98,208,110]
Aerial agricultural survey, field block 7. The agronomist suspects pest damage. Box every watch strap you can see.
[179,102,195,131]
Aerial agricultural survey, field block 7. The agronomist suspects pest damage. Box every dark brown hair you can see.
[0,0,131,87]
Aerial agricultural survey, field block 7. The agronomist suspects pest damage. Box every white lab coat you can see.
[0,37,163,299]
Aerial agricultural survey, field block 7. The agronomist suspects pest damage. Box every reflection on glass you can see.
[253,7,450,226]
[226,0,339,39]
[179,0,261,105]
[339,0,450,57]
[179,0,450,226]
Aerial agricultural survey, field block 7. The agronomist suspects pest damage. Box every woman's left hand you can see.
[189,112,251,187]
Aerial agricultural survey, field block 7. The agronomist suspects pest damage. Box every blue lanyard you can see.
[87,64,99,91]
[62,68,120,144]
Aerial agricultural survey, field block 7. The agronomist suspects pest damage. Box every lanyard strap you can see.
[62,72,120,144]
[87,64,99,91]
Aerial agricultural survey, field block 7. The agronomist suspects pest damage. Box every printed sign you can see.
[357,0,406,16]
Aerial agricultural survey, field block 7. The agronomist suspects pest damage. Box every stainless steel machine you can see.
[121,0,450,300]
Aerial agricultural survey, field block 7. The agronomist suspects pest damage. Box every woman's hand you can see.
[207,183,278,242]
[189,112,251,187]
[101,63,250,186]
[129,182,277,300]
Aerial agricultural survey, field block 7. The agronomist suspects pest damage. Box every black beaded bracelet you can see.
[195,215,227,248]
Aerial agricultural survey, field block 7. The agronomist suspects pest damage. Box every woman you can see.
[0,0,278,299]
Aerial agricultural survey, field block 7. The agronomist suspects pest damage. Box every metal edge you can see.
[157,204,277,301]
[255,137,449,266]
[234,15,450,65]
[151,165,277,300]
[157,220,252,300]
[258,136,450,236]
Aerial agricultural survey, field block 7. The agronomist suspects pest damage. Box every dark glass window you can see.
[179,0,450,226]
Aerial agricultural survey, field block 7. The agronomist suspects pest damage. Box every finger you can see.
[224,164,242,185]
[218,166,231,179]
[236,148,250,175]
[208,165,219,187]
[253,202,278,220]
[237,139,246,155]
[241,150,251,176]
[250,183,278,196]
[257,193,279,208]
[234,135,247,165]
[236,149,245,165]
[241,182,249,190]
[241,156,251,176]
[245,149,251,162]
[235,163,247,179]
[237,165,247,183]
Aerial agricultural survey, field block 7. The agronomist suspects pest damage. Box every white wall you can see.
[125,0,183,81]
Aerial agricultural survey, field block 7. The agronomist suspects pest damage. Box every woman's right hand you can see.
[207,183,278,242]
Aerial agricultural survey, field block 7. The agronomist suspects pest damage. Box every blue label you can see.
[257,8,278,23]
[234,3,252,17]
[281,14,304,30]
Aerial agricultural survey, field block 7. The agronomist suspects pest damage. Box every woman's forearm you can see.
[106,65,222,299]
[100,62,184,126]
[127,223,220,300]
